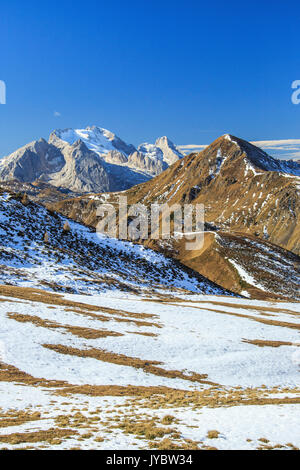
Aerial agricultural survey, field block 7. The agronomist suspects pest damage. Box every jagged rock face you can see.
[155,136,184,165]
[0,139,64,182]
[138,143,164,161]
[0,131,151,193]
[48,131,151,191]
[128,151,166,175]
[104,150,128,165]
[0,138,111,193]
[138,136,184,167]
[48,140,111,193]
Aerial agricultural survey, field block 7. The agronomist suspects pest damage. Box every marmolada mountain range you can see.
[0,125,299,450]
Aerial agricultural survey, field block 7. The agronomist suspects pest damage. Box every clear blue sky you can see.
[0,0,299,156]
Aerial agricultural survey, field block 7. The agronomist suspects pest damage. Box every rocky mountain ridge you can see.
[0,126,184,192]
[49,134,300,299]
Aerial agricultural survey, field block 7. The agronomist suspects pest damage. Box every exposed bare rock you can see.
[104,150,128,165]
[0,139,64,182]
[128,151,166,175]
[0,127,186,192]
[155,136,184,165]
[0,132,151,193]
[47,140,110,193]
[137,137,184,168]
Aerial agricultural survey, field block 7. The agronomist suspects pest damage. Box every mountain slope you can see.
[48,188,300,300]
[0,189,233,296]
[50,134,300,299]
[0,287,299,449]
[120,134,300,255]
[0,138,65,182]
[0,161,299,450]
[150,231,300,300]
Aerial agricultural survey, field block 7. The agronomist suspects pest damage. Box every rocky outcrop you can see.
[0,139,64,182]
[128,151,166,175]
[104,150,128,165]
[137,137,184,168]
[0,138,111,193]
[155,136,184,165]
[48,140,111,193]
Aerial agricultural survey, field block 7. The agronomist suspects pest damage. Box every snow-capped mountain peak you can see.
[51,126,136,157]
[222,135,300,177]
[138,136,184,166]
[0,126,186,194]
[155,136,184,164]
[137,143,164,162]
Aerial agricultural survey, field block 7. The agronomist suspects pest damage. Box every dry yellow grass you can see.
[242,339,300,348]
[0,285,160,328]
[0,428,77,445]
[207,430,220,439]
[55,383,300,410]
[43,343,216,385]
[160,415,176,425]
[167,303,300,331]
[129,331,158,337]
[149,438,200,450]
[117,418,173,440]
[7,312,123,339]
[64,307,160,328]
[168,299,299,316]
[0,410,41,428]
[212,301,300,316]
[0,362,68,388]
[55,384,180,398]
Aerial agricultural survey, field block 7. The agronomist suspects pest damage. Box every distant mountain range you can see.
[0,126,184,193]
[1,126,299,194]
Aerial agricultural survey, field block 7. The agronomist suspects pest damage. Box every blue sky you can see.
[0,0,299,156]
